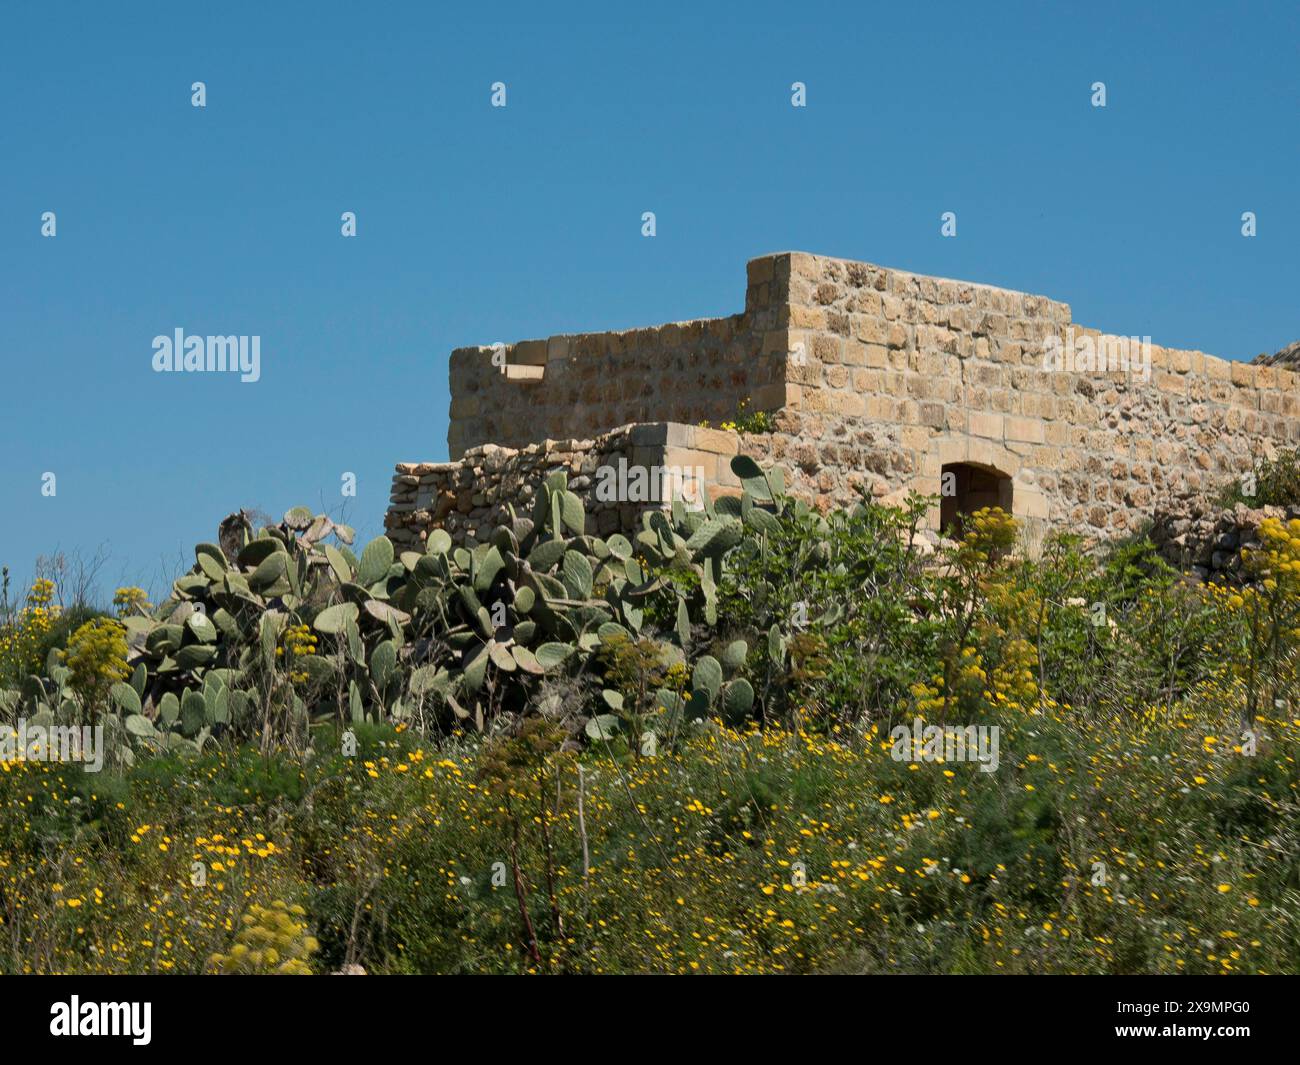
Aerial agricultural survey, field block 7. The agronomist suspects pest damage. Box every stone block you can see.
[693,426,739,456]
[514,340,548,366]
[968,411,1004,439]
[1004,415,1045,443]
[546,335,570,362]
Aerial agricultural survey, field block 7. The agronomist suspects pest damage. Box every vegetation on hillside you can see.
[1,456,1297,974]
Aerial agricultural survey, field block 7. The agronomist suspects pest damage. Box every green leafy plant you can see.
[699,397,776,434]
[1220,447,1300,508]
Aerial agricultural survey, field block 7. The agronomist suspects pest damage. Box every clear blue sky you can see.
[2,0,1297,603]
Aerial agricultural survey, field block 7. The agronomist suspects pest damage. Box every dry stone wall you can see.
[410,250,1300,545]
[387,416,926,551]
[386,423,742,549]
[1149,500,1300,583]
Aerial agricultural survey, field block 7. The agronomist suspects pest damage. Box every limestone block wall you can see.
[427,250,1300,541]
[445,261,792,460]
[773,251,1300,536]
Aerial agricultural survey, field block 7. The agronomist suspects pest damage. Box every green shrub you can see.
[1220,447,1300,508]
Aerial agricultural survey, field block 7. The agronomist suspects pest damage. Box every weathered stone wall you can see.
[389,416,931,550]
[774,252,1300,537]
[1149,501,1300,583]
[386,423,745,549]
[423,250,1300,542]
[445,270,790,460]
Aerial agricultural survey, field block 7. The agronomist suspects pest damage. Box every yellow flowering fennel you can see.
[60,616,130,713]
[0,579,59,681]
[1228,516,1300,722]
[112,586,152,618]
[208,901,319,975]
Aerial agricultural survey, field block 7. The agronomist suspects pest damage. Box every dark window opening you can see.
[940,463,1013,539]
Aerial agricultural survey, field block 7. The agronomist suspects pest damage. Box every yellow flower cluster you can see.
[959,507,1020,564]
[278,623,318,684]
[60,616,129,707]
[908,679,944,715]
[699,397,774,435]
[208,900,319,975]
[112,586,152,618]
[990,636,1038,704]
[0,579,59,679]
[1242,516,1300,589]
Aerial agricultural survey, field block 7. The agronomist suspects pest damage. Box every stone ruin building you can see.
[386,251,1299,563]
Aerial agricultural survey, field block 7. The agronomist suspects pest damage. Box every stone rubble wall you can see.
[386,423,747,549]
[1148,501,1300,583]
[387,416,952,553]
